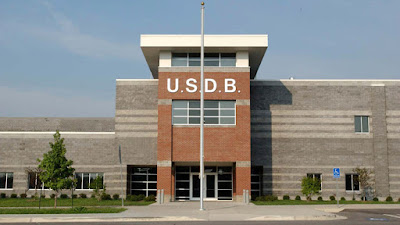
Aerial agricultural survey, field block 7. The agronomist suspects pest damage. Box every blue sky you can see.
[0,0,399,117]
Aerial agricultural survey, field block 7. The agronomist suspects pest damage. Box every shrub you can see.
[90,194,96,199]
[283,195,290,200]
[50,194,56,199]
[0,193,6,198]
[101,194,112,201]
[138,194,145,201]
[145,195,156,202]
[113,194,119,200]
[60,194,68,199]
[301,176,321,201]
[317,196,323,201]
[264,195,278,201]
[130,195,141,201]
[295,195,301,201]
[79,193,87,199]
[255,196,263,201]
[10,194,17,198]
[373,197,379,201]
[40,195,45,199]
[72,206,87,213]
[72,194,77,199]
[340,197,346,201]
[352,197,356,201]
[386,196,393,202]
[20,193,27,199]
[398,198,400,202]
[329,196,336,201]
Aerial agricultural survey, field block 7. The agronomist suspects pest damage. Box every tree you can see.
[352,167,373,201]
[301,176,321,201]
[37,131,75,208]
[90,176,106,201]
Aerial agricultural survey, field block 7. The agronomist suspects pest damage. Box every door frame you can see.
[189,172,218,201]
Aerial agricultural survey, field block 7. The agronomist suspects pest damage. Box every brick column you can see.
[157,100,173,202]
[235,161,251,202]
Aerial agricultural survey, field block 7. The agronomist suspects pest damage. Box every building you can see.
[1,34,399,202]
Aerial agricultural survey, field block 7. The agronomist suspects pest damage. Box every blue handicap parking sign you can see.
[333,168,340,178]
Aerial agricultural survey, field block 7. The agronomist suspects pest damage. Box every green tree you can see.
[301,176,321,201]
[90,176,106,201]
[353,167,373,201]
[37,131,75,208]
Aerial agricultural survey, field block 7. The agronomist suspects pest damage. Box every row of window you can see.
[1,172,105,190]
[172,100,236,125]
[172,53,236,67]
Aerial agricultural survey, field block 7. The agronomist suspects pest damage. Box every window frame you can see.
[172,100,236,126]
[171,53,236,67]
[131,167,157,197]
[345,173,360,192]
[28,172,49,190]
[0,172,13,190]
[74,172,104,190]
[307,173,322,191]
[354,116,369,133]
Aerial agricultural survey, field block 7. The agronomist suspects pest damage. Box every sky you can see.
[0,0,399,117]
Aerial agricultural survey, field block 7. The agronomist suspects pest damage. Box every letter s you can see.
[186,78,197,93]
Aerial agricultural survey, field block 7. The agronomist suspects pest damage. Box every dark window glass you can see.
[75,173,82,189]
[189,110,200,116]
[133,175,147,181]
[205,117,218,124]
[346,174,352,191]
[221,53,236,66]
[176,182,190,189]
[189,117,200,124]
[218,190,232,199]
[0,173,5,189]
[83,173,89,189]
[218,167,232,173]
[362,116,369,132]
[176,166,190,173]
[176,173,190,181]
[204,110,218,116]
[205,167,216,172]
[148,191,157,196]
[204,53,219,66]
[191,166,200,172]
[218,174,232,181]
[354,116,361,132]
[148,167,157,174]
[251,183,260,190]
[176,190,190,197]
[204,101,219,108]
[6,173,13,189]
[132,182,146,189]
[189,101,200,108]
[148,183,157,190]
[251,176,260,183]
[218,182,232,189]
[172,53,187,66]
[188,53,200,66]
[353,175,360,191]
[148,175,157,181]
[132,190,146,195]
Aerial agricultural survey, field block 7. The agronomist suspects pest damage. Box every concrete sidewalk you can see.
[1,202,400,223]
[0,202,343,223]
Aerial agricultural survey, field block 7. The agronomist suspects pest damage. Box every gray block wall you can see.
[250,80,400,200]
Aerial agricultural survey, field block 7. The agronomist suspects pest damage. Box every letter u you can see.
[167,78,179,93]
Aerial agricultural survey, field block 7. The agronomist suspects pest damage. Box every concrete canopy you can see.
[140,34,268,79]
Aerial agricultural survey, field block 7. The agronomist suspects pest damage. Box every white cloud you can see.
[0,86,114,117]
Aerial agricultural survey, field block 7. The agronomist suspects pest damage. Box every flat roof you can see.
[140,34,268,79]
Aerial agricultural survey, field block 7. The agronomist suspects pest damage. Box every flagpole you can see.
[200,1,205,211]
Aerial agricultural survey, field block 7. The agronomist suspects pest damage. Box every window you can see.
[0,172,13,189]
[171,53,236,67]
[345,174,360,191]
[251,167,263,198]
[307,173,322,190]
[172,100,236,125]
[28,172,48,189]
[131,167,157,197]
[75,173,104,190]
[355,116,369,133]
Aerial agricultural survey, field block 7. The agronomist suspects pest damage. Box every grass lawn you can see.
[252,200,400,205]
[0,207,126,214]
[0,198,154,207]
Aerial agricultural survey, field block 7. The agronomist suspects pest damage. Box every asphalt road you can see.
[1,209,399,225]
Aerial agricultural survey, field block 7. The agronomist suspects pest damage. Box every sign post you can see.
[119,145,124,207]
[333,168,340,207]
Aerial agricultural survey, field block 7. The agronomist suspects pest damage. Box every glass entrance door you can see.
[190,173,217,200]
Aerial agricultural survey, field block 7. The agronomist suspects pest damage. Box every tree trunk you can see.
[54,195,57,208]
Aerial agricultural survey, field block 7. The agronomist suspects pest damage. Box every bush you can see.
[283,195,290,200]
[145,195,156,202]
[100,193,112,200]
[20,193,27,199]
[72,194,77,199]
[329,196,335,201]
[79,193,87,199]
[295,195,301,201]
[10,194,17,198]
[398,198,400,202]
[90,194,96,199]
[254,195,278,202]
[0,193,6,198]
[60,194,69,199]
[386,196,393,202]
[72,206,87,213]
[340,197,346,201]
[113,194,119,200]
[50,194,56,199]
[373,197,379,201]
[317,196,323,201]
[40,195,45,199]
